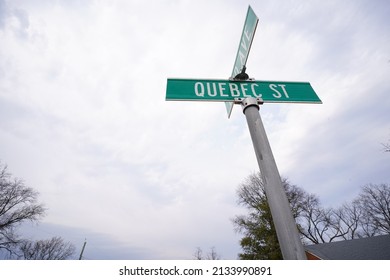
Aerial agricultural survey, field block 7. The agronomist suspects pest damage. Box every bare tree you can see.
[1,163,76,260]
[0,164,45,257]
[332,202,364,240]
[296,194,327,244]
[356,183,390,235]
[381,142,390,152]
[206,247,220,260]
[19,236,75,260]
[193,247,220,260]
[297,183,390,243]
[193,247,203,260]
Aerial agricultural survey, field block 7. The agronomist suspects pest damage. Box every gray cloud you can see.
[0,0,389,259]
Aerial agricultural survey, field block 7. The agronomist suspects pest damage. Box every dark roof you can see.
[304,234,390,260]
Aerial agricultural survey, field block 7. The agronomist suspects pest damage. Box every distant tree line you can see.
[0,163,75,260]
[233,172,390,259]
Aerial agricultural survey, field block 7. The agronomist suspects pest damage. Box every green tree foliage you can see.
[232,172,283,259]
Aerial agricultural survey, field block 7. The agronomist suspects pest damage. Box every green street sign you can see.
[226,6,259,117]
[231,6,259,78]
[166,78,322,104]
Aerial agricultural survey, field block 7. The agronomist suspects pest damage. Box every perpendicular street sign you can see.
[166,78,321,103]
[225,6,259,117]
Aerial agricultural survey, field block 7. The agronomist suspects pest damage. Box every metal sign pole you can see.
[241,97,307,260]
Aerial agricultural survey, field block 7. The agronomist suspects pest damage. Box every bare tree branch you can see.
[356,183,390,235]
[0,164,45,257]
[19,237,75,260]
[382,142,390,152]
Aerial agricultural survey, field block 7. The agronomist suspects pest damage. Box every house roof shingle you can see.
[304,234,390,260]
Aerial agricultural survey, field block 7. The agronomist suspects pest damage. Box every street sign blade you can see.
[231,6,259,77]
[166,78,322,104]
[225,5,259,118]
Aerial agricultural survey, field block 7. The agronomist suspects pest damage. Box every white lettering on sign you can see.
[195,82,205,97]
[244,27,251,42]
[241,83,249,97]
[218,83,228,97]
[269,84,290,98]
[206,82,217,96]
[233,27,253,77]
[239,27,251,60]
[229,83,240,97]
[251,84,261,98]
[194,82,261,99]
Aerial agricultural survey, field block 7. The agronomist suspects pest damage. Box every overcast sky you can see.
[1,0,389,260]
